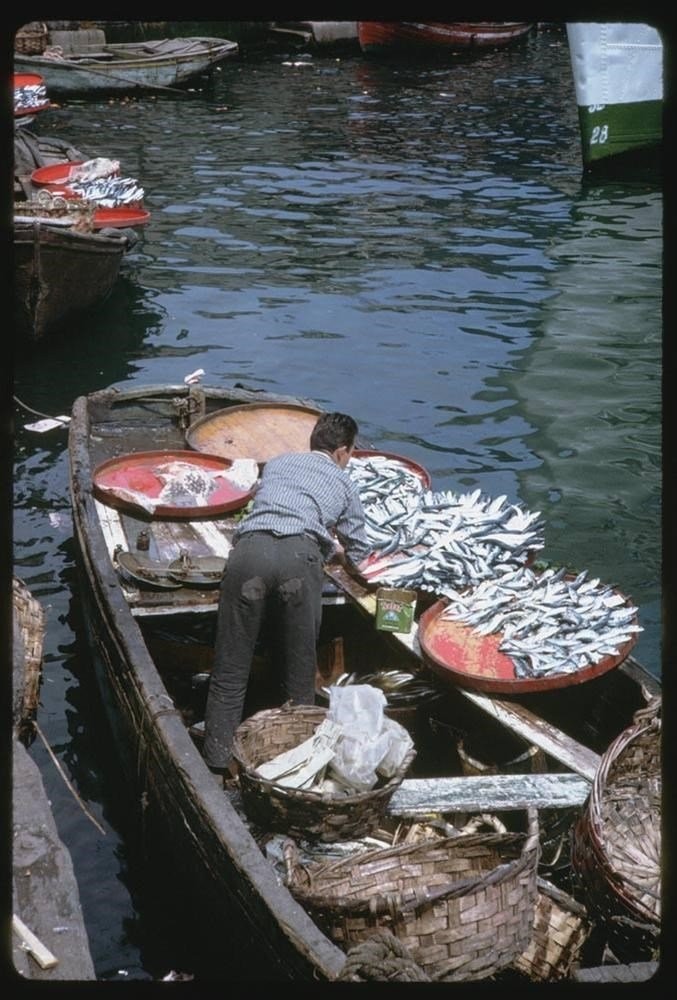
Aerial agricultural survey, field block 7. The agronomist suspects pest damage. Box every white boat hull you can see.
[566,23,662,169]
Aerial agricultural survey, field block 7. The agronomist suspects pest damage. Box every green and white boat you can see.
[566,23,663,172]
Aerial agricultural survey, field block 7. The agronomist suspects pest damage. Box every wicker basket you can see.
[12,577,45,737]
[571,696,661,962]
[15,22,49,55]
[513,877,590,981]
[285,809,540,981]
[232,704,416,843]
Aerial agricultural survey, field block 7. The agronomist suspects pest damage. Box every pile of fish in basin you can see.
[346,453,642,680]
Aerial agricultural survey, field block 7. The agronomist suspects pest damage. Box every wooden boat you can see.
[13,31,239,95]
[357,21,534,54]
[14,218,132,342]
[565,23,663,172]
[67,381,661,981]
[14,127,142,341]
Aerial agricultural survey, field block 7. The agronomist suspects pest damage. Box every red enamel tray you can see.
[417,596,638,694]
[13,73,50,116]
[93,450,256,519]
[14,73,45,89]
[31,161,124,195]
[350,449,432,489]
[93,207,150,229]
[31,162,85,187]
[14,101,50,117]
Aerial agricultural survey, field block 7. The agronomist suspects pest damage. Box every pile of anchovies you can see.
[438,565,641,678]
[14,81,48,112]
[67,175,145,208]
[348,456,544,590]
[347,456,641,678]
[325,669,440,705]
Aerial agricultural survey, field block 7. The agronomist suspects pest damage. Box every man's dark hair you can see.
[310,412,358,453]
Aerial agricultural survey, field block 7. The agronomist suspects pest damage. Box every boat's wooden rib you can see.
[388,772,591,817]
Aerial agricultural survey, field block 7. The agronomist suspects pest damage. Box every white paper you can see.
[24,416,71,432]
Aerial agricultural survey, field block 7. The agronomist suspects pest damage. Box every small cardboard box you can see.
[375,588,417,634]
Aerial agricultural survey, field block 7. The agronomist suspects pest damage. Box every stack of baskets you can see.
[284,809,540,981]
[15,22,49,55]
[232,704,415,843]
[571,695,661,962]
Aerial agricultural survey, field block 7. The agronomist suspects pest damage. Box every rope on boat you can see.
[336,930,431,982]
[35,723,106,836]
[13,395,70,425]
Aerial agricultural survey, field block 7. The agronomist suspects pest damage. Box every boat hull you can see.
[14,37,238,94]
[14,222,128,340]
[566,23,663,170]
[68,385,347,980]
[68,382,661,981]
[358,21,534,53]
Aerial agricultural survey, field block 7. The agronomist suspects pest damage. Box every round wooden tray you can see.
[185,402,323,464]
[418,596,638,694]
[93,450,256,519]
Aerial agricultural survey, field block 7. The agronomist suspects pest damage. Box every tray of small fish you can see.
[353,487,544,592]
[31,158,121,189]
[348,450,431,491]
[93,450,259,519]
[417,565,642,693]
[13,73,50,116]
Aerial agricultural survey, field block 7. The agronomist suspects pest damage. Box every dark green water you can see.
[12,25,661,979]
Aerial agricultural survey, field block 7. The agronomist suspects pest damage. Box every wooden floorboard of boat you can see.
[387,772,590,816]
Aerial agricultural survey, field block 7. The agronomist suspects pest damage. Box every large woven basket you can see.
[285,809,540,981]
[512,876,590,981]
[571,696,661,962]
[232,704,416,843]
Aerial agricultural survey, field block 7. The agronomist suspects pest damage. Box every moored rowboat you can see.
[14,33,239,95]
[67,381,660,980]
[357,21,534,55]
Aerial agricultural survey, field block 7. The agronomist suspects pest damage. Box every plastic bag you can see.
[326,685,414,792]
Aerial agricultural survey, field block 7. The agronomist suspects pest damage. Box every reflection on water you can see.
[12,26,661,979]
[509,185,661,669]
